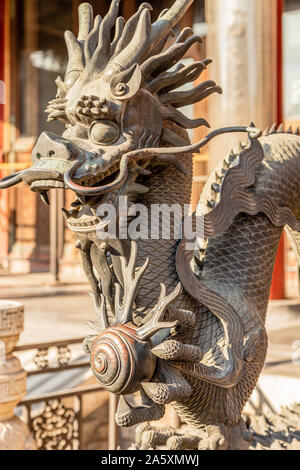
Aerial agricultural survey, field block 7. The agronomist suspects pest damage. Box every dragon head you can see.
[1,0,221,216]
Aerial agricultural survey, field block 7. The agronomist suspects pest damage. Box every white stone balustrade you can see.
[0,300,36,450]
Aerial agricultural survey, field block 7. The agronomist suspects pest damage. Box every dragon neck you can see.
[134,122,193,313]
[198,132,300,326]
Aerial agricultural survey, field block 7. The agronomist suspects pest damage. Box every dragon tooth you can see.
[75,240,81,249]
[62,208,71,220]
[77,194,85,204]
[287,125,293,134]
[269,123,277,134]
[90,207,97,217]
[40,191,50,206]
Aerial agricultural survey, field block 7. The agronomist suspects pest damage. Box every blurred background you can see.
[0,0,299,451]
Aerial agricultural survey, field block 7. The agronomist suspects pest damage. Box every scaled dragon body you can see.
[1,0,300,450]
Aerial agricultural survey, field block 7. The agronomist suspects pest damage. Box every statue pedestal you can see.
[0,300,36,450]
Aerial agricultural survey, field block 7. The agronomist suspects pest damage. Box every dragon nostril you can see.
[49,150,55,157]
[36,153,41,159]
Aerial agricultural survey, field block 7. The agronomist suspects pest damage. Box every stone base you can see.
[249,403,300,450]
[0,416,37,450]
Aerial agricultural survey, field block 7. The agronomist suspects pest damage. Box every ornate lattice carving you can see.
[33,349,49,370]
[31,399,78,450]
[57,346,71,367]
[33,345,72,370]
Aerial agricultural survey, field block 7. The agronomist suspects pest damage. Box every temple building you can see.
[0,0,299,298]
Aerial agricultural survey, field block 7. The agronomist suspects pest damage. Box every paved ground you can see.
[0,272,92,342]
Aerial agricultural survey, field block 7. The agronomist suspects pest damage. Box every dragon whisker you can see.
[0,169,29,189]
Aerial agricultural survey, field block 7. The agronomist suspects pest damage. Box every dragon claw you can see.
[142,362,192,405]
[115,394,165,428]
[151,340,203,362]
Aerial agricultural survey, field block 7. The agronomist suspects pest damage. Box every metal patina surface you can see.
[1,0,300,450]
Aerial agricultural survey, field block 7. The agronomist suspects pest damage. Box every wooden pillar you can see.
[0,0,9,263]
[270,0,285,300]
[206,0,279,171]
[206,0,285,299]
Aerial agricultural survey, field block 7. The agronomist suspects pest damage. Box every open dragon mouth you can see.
[75,162,120,188]
[30,164,121,192]
[31,180,65,191]
[23,158,122,194]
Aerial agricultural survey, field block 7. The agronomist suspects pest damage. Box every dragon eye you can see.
[89,120,119,145]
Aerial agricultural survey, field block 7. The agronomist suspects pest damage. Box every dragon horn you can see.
[64,3,94,83]
[77,3,93,41]
[108,0,195,73]
[150,0,195,48]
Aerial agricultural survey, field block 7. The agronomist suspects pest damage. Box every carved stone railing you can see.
[14,337,118,450]
[0,300,118,450]
[0,300,36,450]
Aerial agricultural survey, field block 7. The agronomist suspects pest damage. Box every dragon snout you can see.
[32,131,83,162]
[22,132,84,191]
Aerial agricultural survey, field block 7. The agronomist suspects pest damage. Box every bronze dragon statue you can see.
[1,0,300,450]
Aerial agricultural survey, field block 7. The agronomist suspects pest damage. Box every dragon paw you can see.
[133,418,253,450]
[134,423,202,450]
[198,424,229,450]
